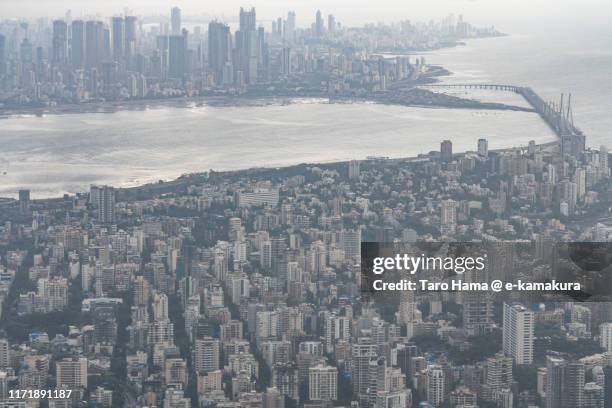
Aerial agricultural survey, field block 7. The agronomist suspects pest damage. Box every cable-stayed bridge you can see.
[418,83,586,156]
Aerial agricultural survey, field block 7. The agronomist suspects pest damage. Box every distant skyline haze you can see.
[1,0,611,30]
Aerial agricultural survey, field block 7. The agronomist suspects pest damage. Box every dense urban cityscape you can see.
[2,4,612,408]
[1,122,612,407]
[0,6,502,111]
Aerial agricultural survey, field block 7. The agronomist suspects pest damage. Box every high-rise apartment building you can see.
[284,12,296,43]
[56,357,88,389]
[426,365,445,406]
[348,160,360,179]
[111,17,124,63]
[91,185,115,224]
[352,338,377,401]
[600,323,612,352]
[309,364,337,401]
[124,16,137,66]
[0,339,9,370]
[52,20,68,65]
[546,355,585,408]
[236,7,258,84]
[171,7,182,35]
[71,20,85,68]
[208,21,231,84]
[441,139,453,162]
[85,20,104,69]
[440,199,457,235]
[165,358,188,388]
[193,337,220,374]
[503,303,534,364]
[133,276,150,306]
[168,32,187,80]
[478,138,488,157]
[315,10,324,37]
[18,189,30,215]
[153,293,169,320]
[483,352,513,401]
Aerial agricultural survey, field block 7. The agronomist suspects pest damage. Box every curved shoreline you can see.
[0,60,457,118]
[0,88,556,201]
[0,63,452,118]
[0,90,533,121]
[0,140,560,204]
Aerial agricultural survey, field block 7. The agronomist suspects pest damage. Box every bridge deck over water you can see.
[417,83,585,156]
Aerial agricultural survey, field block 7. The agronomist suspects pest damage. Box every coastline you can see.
[0,64,532,119]
[0,33,551,202]
[0,140,559,204]
[0,35,508,119]
[0,73,450,119]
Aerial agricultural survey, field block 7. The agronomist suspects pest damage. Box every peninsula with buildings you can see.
[0,9,504,114]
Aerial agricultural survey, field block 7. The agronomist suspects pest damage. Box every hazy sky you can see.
[1,0,610,29]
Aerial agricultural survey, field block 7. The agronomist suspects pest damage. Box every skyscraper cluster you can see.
[0,9,498,107]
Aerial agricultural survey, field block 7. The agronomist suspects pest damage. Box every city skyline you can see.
[0,5,500,105]
[1,0,611,27]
